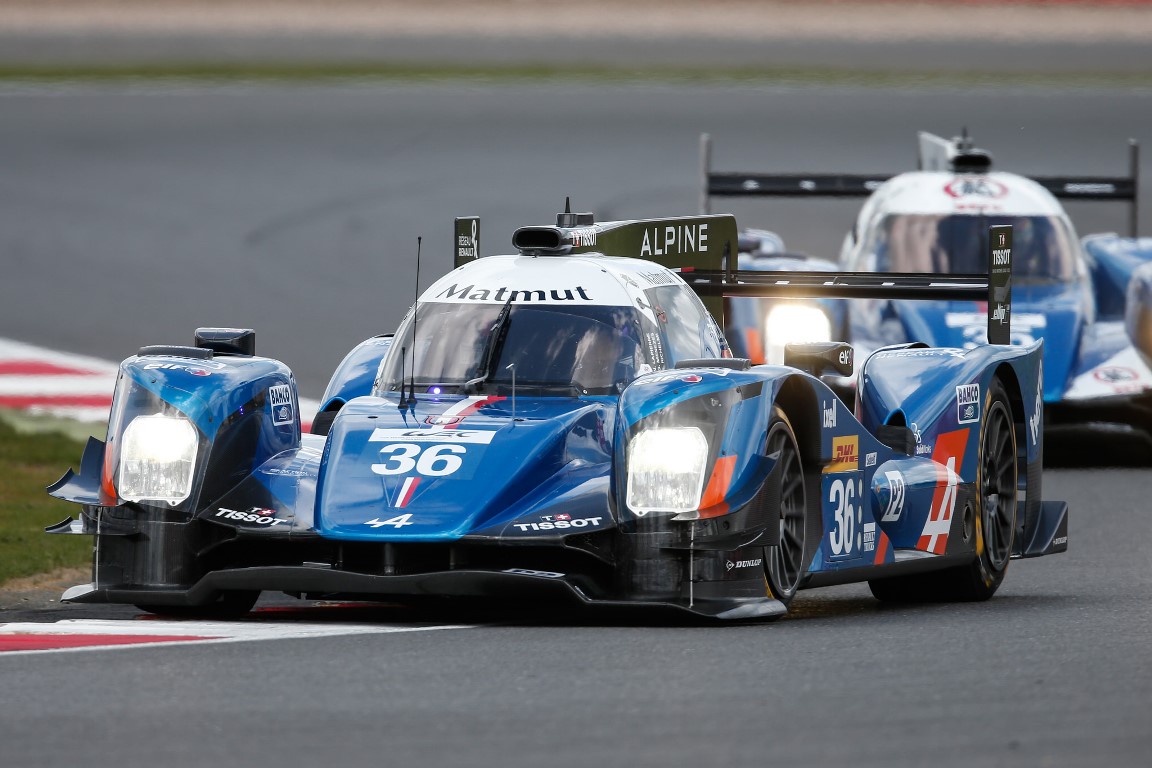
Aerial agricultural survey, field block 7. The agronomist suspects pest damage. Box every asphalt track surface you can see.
[2,52,1152,768]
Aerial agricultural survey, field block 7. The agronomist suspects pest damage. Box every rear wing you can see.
[699,132,1141,236]
[676,223,1014,346]
[470,208,1013,346]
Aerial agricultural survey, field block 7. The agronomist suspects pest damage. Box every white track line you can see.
[0,619,475,656]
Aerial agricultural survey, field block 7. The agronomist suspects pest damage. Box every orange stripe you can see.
[698,454,737,518]
[874,530,890,564]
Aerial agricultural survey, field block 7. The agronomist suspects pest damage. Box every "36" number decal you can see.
[371,443,466,476]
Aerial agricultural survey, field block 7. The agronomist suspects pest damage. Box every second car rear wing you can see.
[699,132,1141,236]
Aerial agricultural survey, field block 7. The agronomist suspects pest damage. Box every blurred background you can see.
[2,0,1150,396]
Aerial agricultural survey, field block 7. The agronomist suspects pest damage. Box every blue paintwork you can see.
[314,395,615,541]
[83,339,1044,579]
[318,335,393,411]
[48,213,1063,615]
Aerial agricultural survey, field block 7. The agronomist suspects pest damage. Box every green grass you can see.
[0,62,1149,89]
[0,415,91,586]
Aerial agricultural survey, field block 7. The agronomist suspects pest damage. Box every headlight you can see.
[117,414,199,505]
[627,427,709,515]
[764,304,832,364]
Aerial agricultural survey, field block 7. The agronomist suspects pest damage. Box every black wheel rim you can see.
[765,423,805,598]
[981,399,1016,572]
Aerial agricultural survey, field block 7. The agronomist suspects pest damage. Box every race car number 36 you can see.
[372,443,466,477]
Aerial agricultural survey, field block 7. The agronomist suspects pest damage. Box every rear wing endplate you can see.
[700,133,1141,236]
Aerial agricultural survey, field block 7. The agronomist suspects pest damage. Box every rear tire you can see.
[869,377,1017,603]
[763,409,807,607]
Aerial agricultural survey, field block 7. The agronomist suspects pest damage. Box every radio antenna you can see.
[404,237,422,411]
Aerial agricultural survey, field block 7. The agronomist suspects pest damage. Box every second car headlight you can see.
[117,413,199,505]
[626,427,709,515]
[765,303,832,364]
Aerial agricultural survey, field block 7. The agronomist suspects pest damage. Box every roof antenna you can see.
[402,236,422,412]
[557,197,577,228]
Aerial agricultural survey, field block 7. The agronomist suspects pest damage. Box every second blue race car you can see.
[704,130,1152,435]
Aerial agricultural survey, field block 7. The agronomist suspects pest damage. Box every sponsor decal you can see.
[568,228,597,247]
[910,421,933,455]
[269,384,294,425]
[1063,183,1115,195]
[215,507,287,527]
[502,568,565,579]
[839,348,852,367]
[918,429,969,554]
[143,362,214,376]
[865,452,877,468]
[725,558,763,571]
[259,467,308,478]
[956,383,980,425]
[823,400,836,428]
[1094,366,1138,383]
[1052,536,1068,546]
[881,349,964,359]
[636,368,727,387]
[456,219,479,260]
[639,223,709,258]
[862,522,876,553]
[435,284,592,303]
[824,435,859,473]
[370,428,496,444]
[645,331,666,369]
[365,513,414,528]
[943,177,1008,199]
[513,516,603,532]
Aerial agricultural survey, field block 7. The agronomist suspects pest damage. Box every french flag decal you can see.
[395,476,420,508]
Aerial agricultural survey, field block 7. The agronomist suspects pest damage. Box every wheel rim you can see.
[765,423,806,598]
[980,399,1016,572]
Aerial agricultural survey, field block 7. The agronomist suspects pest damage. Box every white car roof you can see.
[422,253,680,323]
[861,170,1067,220]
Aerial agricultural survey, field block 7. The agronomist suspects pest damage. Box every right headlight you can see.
[626,427,709,515]
[764,303,832,364]
[117,413,199,505]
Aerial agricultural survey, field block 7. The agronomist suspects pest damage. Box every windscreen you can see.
[866,213,1079,281]
[378,302,650,396]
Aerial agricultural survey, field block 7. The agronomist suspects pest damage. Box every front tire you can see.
[764,409,807,607]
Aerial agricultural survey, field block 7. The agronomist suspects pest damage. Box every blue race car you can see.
[704,131,1152,434]
[46,209,1067,621]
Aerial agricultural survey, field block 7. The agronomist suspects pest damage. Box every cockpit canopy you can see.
[376,257,725,398]
[863,213,1081,282]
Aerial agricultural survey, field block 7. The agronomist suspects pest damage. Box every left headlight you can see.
[764,303,831,364]
[117,414,199,505]
[627,427,709,515]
